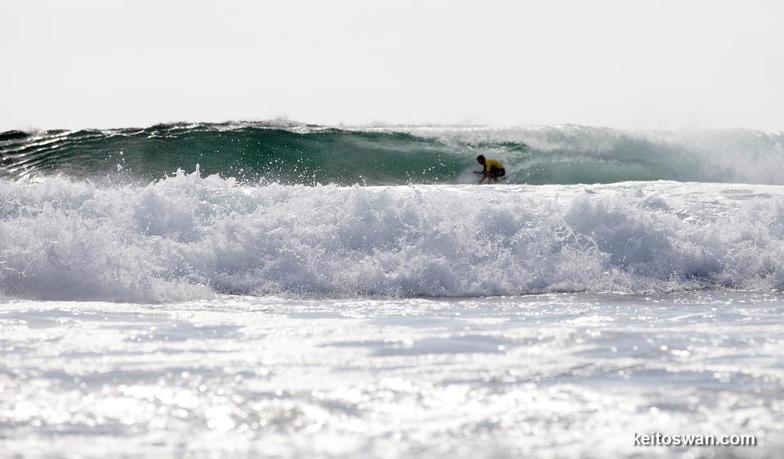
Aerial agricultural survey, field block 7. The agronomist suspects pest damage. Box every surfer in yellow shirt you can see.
[475,155,506,183]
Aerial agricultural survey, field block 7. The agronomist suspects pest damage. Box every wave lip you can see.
[2,172,784,302]
[2,122,784,185]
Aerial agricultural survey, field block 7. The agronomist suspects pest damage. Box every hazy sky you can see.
[2,0,782,130]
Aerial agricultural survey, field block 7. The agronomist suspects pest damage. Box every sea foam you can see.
[2,170,784,302]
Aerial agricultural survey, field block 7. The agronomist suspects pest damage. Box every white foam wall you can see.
[2,171,784,302]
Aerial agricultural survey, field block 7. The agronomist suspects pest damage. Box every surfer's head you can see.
[476,155,485,164]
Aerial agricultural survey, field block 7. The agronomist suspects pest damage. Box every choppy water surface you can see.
[1,293,782,457]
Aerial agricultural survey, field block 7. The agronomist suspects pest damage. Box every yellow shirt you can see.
[484,159,504,173]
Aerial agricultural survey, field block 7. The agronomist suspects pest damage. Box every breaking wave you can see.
[2,170,784,302]
[2,122,783,185]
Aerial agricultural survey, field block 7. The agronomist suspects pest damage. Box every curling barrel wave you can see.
[2,122,784,185]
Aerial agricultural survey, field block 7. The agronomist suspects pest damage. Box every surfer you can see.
[475,155,505,183]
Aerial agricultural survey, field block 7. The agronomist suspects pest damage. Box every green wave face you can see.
[0,125,466,185]
[2,122,783,185]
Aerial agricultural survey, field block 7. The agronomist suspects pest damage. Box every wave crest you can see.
[2,122,783,185]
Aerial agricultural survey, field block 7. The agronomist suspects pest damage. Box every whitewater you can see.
[1,123,783,458]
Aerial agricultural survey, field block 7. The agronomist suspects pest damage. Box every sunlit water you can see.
[2,293,782,458]
[4,135,784,458]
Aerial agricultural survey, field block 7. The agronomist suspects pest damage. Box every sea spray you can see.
[2,170,784,302]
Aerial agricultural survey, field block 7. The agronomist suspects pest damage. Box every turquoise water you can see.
[3,122,784,185]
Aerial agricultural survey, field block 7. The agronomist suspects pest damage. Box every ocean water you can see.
[1,123,783,457]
